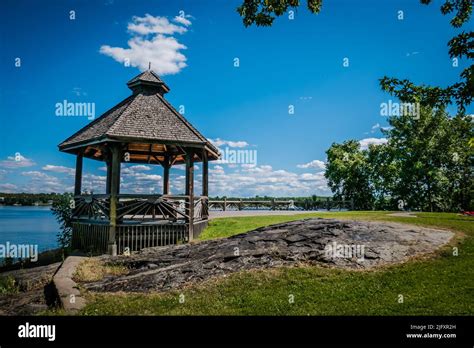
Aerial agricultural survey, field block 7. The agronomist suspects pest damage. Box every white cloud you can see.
[299,172,325,181]
[207,164,330,197]
[371,123,381,133]
[128,165,152,171]
[42,164,75,175]
[128,14,188,35]
[359,137,388,150]
[297,160,326,170]
[209,138,250,148]
[241,164,272,173]
[82,174,106,183]
[115,164,163,193]
[121,165,152,175]
[167,164,199,171]
[173,164,185,171]
[100,14,191,74]
[0,155,35,169]
[81,173,106,193]
[173,15,192,27]
[21,171,58,180]
[134,173,161,181]
[210,165,225,174]
[0,183,18,192]
[20,170,70,193]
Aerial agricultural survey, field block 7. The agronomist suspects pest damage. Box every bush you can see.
[51,193,74,250]
[0,275,18,294]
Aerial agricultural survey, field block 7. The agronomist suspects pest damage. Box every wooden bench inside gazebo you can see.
[58,70,219,255]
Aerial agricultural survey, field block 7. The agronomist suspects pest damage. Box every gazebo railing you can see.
[72,194,208,222]
[72,194,111,220]
[193,196,208,221]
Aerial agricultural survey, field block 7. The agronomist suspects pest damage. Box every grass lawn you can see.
[79,211,474,316]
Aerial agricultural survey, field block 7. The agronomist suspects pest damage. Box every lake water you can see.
[0,206,60,253]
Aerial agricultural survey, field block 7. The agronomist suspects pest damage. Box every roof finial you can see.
[148,61,151,70]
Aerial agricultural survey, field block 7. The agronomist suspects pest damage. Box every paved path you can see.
[208,210,321,220]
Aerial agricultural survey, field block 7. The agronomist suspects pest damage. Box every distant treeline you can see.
[0,193,62,206]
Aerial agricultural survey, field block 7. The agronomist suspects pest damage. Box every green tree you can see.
[374,107,472,212]
[237,0,321,27]
[382,108,453,211]
[444,114,474,210]
[325,140,374,210]
[366,143,398,210]
[51,193,74,249]
[324,109,473,212]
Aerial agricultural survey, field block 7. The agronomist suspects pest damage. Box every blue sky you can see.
[0,0,472,197]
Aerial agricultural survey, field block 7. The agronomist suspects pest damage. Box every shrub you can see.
[0,275,18,294]
[51,193,74,250]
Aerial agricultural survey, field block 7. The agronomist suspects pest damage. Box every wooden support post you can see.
[74,152,83,196]
[108,144,121,256]
[271,198,276,211]
[185,149,194,241]
[202,149,208,219]
[105,159,112,194]
[223,197,227,211]
[202,150,208,197]
[163,154,170,195]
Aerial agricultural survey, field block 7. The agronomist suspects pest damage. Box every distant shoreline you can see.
[0,203,52,207]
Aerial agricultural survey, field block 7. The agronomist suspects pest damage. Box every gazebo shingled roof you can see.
[58,70,219,165]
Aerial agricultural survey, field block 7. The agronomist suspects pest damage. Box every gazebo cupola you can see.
[126,70,170,96]
[58,69,220,255]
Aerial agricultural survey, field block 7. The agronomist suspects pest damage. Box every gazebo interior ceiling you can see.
[79,142,210,165]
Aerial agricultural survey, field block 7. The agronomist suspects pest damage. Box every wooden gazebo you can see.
[58,70,219,255]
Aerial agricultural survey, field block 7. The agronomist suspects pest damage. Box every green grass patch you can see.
[0,275,19,295]
[73,258,128,283]
[199,211,472,240]
[79,211,473,316]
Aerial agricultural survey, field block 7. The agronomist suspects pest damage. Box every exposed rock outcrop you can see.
[0,262,61,315]
[85,218,453,293]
